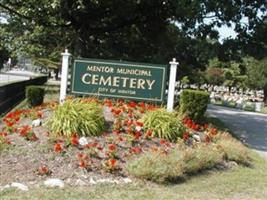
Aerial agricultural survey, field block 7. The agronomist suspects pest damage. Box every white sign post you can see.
[59,49,71,104]
[167,58,178,112]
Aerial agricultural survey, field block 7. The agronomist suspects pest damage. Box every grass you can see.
[1,152,266,200]
[261,106,267,114]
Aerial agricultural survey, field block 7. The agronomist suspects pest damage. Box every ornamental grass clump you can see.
[142,109,186,142]
[214,132,252,165]
[182,144,224,174]
[46,99,105,137]
[125,149,185,183]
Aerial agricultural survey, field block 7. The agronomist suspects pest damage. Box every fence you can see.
[0,76,48,115]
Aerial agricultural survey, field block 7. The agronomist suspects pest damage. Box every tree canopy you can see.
[0,0,266,69]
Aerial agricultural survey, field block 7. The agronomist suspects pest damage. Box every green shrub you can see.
[26,86,45,107]
[243,102,255,112]
[125,150,184,183]
[182,144,223,174]
[126,145,223,183]
[179,89,210,122]
[142,109,186,142]
[214,133,252,165]
[46,99,105,137]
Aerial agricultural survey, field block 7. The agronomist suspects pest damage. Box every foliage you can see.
[142,109,186,142]
[26,86,45,107]
[179,89,210,122]
[182,144,223,174]
[244,57,267,104]
[125,149,184,183]
[126,144,223,183]
[0,0,266,70]
[46,99,105,138]
[214,133,252,165]
[205,67,225,85]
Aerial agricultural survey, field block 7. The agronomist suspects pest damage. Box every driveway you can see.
[207,104,267,159]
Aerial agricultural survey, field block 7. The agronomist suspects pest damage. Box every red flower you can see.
[19,125,31,137]
[138,102,145,108]
[134,131,141,140]
[108,144,117,152]
[135,121,143,127]
[160,139,167,145]
[145,130,152,138]
[128,101,137,108]
[109,159,117,167]
[130,147,142,154]
[203,124,209,130]
[54,143,63,153]
[38,165,50,175]
[183,132,190,141]
[71,134,79,146]
[209,128,217,136]
[79,160,87,168]
[37,111,43,118]
[0,131,7,137]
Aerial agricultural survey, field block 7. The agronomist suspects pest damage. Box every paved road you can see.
[207,104,267,159]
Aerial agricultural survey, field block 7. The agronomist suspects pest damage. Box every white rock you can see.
[89,177,97,185]
[44,179,64,188]
[75,179,87,186]
[0,184,10,191]
[122,178,132,183]
[193,134,201,142]
[135,126,142,132]
[97,178,119,184]
[78,137,88,146]
[32,119,42,127]
[10,182,29,191]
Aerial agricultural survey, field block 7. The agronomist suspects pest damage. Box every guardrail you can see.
[0,76,48,115]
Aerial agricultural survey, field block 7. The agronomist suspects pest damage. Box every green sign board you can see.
[71,58,167,102]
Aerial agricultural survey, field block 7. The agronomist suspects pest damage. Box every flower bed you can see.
[0,98,252,185]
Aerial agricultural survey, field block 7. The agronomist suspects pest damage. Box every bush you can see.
[214,133,252,165]
[142,109,186,142]
[125,149,184,183]
[179,89,210,122]
[26,86,45,107]
[46,99,105,137]
[182,144,223,174]
[126,145,223,183]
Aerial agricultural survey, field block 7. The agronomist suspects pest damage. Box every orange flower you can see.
[108,144,117,152]
[54,143,63,153]
[135,121,143,127]
[71,134,79,146]
[79,160,87,168]
[38,165,50,175]
[183,132,190,141]
[130,147,142,154]
[37,111,43,118]
[145,130,152,138]
[109,158,117,167]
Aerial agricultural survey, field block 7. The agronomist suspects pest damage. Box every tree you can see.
[244,57,267,104]
[0,0,266,73]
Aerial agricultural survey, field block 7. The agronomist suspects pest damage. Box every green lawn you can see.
[1,151,266,200]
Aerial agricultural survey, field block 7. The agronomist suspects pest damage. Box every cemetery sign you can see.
[71,58,167,102]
